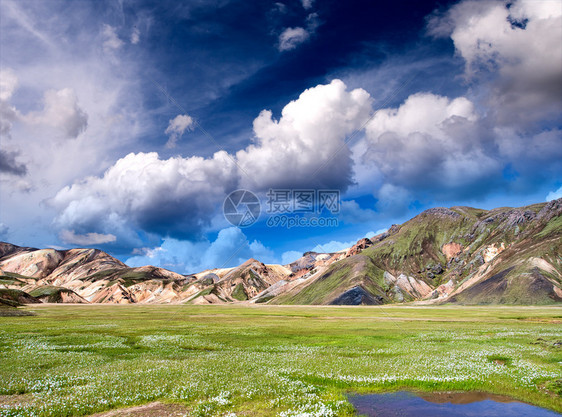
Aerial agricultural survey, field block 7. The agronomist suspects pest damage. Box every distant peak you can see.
[241,258,261,266]
[418,207,461,219]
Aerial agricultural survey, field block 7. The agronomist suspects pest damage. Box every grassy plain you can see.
[0,304,561,416]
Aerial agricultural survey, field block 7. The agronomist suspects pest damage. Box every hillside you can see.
[0,245,293,305]
[0,244,192,304]
[274,199,562,305]
[0,199,560,305]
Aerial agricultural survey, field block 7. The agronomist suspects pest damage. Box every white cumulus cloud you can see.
[51,150,238,242]
[51,80,372,245]
[429,0,562,126]
[237,79,372,191]
[363,92,501,198]
[165,114,194,148]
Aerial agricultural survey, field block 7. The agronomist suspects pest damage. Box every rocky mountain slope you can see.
[0,244,191,304]
[1,199,560,306]
[0,243,292,305]
[274,199,562,305]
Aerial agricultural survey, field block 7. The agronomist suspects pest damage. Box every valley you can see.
[0,304,560,416]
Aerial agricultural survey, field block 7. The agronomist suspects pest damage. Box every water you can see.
[348,391,561,416]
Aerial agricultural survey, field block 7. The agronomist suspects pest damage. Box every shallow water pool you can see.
[348,391,561,416]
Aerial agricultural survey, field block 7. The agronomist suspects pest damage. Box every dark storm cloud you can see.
[0,150,27,176]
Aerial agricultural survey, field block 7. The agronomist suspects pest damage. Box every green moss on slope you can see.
[536,215,562,238]
[276,255,387,305]
[28,286,79,303]
[231,283,248,301]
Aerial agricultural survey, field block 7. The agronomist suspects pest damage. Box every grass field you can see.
[0,305,561,416]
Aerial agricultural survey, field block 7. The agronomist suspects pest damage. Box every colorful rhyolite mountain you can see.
[1,199,560,307]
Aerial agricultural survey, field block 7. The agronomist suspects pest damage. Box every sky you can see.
[0,0,561,274]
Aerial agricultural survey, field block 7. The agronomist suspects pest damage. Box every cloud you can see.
[281,250,302,265]
[0,0,55,48]
[1,71,87,140]
[0,0,152,252]
[281,228,387,266]
[546,186,562,202]
[237,79,372,191]
[131,27,140,44]
[339,200,377,223]
[201,227,275,268]
[277,8,320,51]
[102,24,124,52]
[428,0,562,127]
[278,27,310,51]
[0,68,19,138]
[51,79,372,246]
[365,228,388,239]
[311,240,354,253]
[494,128,562,181]
[0,101,17,138]
[310,228,384,255]
[51,151,238,241]
[165,114,194,148]
[306,12,320,31]
[60,230,117,246]
[128,238,206,272]
[363,92,501,199]
[375,184,412,216]
[126,227,275,274]
[0,223,9,239]
[23,88,88,138]
[273,2,287,14]
[0,68,18,101]
[0,150,27,176]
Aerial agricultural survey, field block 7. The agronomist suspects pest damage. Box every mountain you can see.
[0,199,560,306]
[188,259,291,304]
[0,244,293,305]
[0,243,192,304]
[273,199,562,305]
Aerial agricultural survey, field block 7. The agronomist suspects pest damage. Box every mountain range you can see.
[1,199,561,309]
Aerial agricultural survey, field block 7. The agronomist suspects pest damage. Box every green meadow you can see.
[0,305,561,416]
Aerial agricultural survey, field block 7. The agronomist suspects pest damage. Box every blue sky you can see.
[1,0,561,274]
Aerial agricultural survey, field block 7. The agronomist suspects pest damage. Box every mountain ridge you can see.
[1,199,560,307]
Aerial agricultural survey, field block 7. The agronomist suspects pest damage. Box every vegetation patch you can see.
[0,305,561,416]
[190,286,213,300]
[231,283,247,301]
[486,355,513,366]
[28,286,80,303]
[536,215,562,239]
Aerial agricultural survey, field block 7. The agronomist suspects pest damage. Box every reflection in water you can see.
[348,391,561,417]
